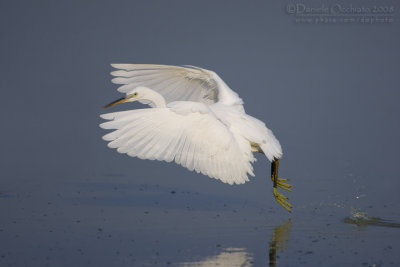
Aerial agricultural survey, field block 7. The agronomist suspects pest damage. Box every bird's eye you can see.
[133,92,138,96]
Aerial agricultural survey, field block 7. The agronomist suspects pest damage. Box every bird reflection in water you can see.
[179,247,253,267]
[179,220,292,267]
[269,220,292,267]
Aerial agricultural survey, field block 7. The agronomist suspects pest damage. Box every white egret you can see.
[100,64,292,212]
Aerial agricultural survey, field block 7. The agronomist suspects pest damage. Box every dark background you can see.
[1,0,399,266]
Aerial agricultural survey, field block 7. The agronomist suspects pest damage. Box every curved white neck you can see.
[145,89,167,108]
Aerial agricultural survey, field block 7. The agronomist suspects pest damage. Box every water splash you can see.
[344,208,400,228]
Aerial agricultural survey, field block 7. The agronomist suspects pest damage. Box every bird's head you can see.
[103,86,149,108]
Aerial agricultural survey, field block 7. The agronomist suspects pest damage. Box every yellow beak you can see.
[103,97,129,109]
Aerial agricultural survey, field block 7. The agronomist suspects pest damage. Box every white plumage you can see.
[100,64,290,211]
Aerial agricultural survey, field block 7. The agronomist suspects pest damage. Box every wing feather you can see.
[110,64,221,105]
[100,106,253,184]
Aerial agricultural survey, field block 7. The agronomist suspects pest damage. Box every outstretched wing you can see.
[100,105,254,184]
[110,64,224,105]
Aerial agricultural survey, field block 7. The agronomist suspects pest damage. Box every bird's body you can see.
[100,64,292,211]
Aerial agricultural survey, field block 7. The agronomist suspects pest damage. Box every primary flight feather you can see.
[100,64,292,212]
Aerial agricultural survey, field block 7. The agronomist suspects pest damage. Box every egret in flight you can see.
[100,64,292,212]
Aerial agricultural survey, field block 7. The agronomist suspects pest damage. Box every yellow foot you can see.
[273,188,293,213]
[276,178,292,192]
